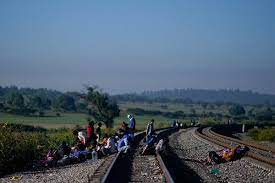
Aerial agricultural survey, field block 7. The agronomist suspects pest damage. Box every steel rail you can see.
[101,128,175,183]
[210,127,275,154]
[195,127,275,166]
[156,152,174,183]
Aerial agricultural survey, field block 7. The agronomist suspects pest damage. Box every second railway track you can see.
[196,126,275,167]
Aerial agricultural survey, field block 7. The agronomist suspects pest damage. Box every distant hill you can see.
[113,89,275,105]
[1,86,275,106]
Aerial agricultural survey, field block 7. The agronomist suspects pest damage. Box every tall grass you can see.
[0,124,48,175]
[0,123,76,176]
[248,128,275,142]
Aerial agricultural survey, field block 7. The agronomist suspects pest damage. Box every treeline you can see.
[127,105,274,123]
[0,86,87,116]
[127,107,224,119]
[112,89,275,105]
[127,108,186,118]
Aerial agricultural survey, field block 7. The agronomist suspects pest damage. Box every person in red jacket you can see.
[86,121,95,146]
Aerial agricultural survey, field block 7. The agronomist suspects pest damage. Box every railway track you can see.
[101,128,175,183]
[195,126,275,167]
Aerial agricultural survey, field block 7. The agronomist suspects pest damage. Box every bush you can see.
[229,104,246,116]
[0,123,75,175]
[200,118,218,125]
[103,128,116,137]
[0,125,49,175]
[248,128,275,142]
[255,108,273,121]
[2,123,47,133]
[48,131,75,149]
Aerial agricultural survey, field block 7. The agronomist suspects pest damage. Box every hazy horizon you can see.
[1,1,274,95]
[1,84,275,97]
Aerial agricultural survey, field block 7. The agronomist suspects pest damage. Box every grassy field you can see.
[0,112,88,128]
[119,102,230,114]
[0,102,179,129]
[114,114,171,130]
[0,111,172,130]
[1,102,273,130]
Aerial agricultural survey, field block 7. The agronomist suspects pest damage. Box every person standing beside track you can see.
[145,119,155,141]
[128,114,136,140]
[86,121,96,146]
[128,114,136,132]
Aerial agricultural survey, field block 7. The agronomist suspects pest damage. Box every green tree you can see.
[31,96,45,116]
[42,98,51,109]
[53,95,76,111]
[255,107,273,121]
[229,104,246,116]
[85,87,120,128]
[32,96,43,108]
[8,92,24,109]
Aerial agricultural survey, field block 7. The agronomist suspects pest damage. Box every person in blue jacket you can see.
[117,134,131,153]
[127,114,136,132]
[127,114,136,141]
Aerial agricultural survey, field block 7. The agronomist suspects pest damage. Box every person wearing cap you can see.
[127,114,136,132]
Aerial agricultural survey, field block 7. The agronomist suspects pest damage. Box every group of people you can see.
[40,114,137,167]
[40,115,247,170]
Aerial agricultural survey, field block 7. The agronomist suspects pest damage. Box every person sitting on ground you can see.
[116,128,125,138]
[100,135,117,155]
[141,134,158,155]
[206,145,249,164]
[78,131,86,146]
[105,136,117,154]
[54,141,71,160]
[117,133,131,153]
[120,121,130,135]
[72,129,87,151]
[155,138,169,156]
[69,146,89,163]
[74,134,86,151]
[155,139,164,153]
[41,148,57,167]
[101,135,108,146]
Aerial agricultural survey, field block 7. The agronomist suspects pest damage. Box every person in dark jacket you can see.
[146,119,155,136]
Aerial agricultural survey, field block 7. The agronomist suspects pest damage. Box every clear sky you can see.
[0,0,274,94]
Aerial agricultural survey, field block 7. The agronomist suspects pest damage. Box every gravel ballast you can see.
[0,159,105,183]
[168,128,275,183]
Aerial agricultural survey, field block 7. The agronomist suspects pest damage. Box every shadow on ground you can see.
[161,129,203,183]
